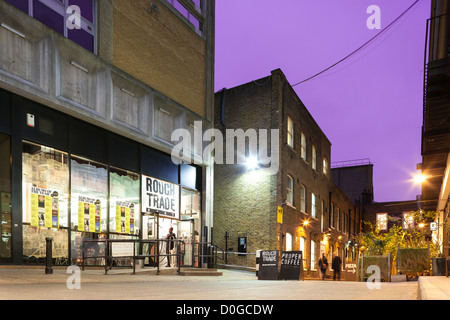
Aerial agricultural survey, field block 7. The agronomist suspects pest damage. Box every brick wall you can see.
[213,69,360,275]
[112,0,207,117]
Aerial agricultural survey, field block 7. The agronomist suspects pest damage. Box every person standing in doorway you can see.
[318,254,328,280]
[332,255,342,281]
[166,227,177,267]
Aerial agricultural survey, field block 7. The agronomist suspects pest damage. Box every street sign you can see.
[344,262,358,281]
[258,250,279,280]
[280,251,302,280]
[430,222,437,231]
[277,206,283,224]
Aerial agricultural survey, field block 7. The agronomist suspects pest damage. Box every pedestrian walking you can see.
[318,254,328,280]
[166,227,177,267]
[332,255,342,281]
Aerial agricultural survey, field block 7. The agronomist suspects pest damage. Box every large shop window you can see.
[22,141,70,264]
[70,156,107,265]
[109,167,140,237]
[0,134,11,263]
[5,0,96,53]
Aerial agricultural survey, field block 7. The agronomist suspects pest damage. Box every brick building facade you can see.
[213,69,361,278]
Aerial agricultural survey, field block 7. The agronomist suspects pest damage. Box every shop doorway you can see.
[141,213,197,268]
[178,219,195,267]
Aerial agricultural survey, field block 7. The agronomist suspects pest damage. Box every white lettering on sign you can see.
[141,175,179,219]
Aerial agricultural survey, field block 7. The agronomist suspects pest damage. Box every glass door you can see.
[178,219,194,267]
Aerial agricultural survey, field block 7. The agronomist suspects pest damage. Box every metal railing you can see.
[81,238,186,275]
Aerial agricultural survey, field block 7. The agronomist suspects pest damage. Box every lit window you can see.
[285,233,293,251]
[403,212,414,229]
[301,133,306,160]
[376,213,388,231]
[287,117,294,148]
[300,185,306,213]
[311,193,317,218]
[323,157,328,175]
[312,145,317,170]
[287,175,294,206]
[310,240,316,270]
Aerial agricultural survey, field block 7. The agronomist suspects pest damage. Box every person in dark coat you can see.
[318,254,328,280]
[332,255,342,281]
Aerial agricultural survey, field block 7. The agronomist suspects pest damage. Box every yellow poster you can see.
[78,196,101,233]
[277,206,283,224]
[30,187,59,229]
[115,201,134,234]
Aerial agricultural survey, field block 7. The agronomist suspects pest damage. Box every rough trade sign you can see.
[142,175,179,219]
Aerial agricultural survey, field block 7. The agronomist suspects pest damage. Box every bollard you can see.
[45,237,53,274]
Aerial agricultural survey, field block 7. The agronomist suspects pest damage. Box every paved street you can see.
[0,267,419,300]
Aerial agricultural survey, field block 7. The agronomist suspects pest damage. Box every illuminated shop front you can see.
[0,89,204,266]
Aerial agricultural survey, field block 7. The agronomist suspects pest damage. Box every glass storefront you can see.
[19,141,201,266]
[0,134,11,263]
[22,141,69,264]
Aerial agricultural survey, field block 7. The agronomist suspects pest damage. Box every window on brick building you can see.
[5,0,97,53]
[310,240,316,270]
[376,213,388,231]
[402,212,414,229]
[301,133,306,160]
[323,157,328,175]
[287,175,294,206]
[312,145,317,170]
[311,193,317,218]
[330,202,335,228]
[165,0,204,34]
[287,117,294,149]
[300,185,306,213]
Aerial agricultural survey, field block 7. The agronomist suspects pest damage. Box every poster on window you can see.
[77,196,101,233]
[30,187,59,229]
[115,201,135,234]
[142,175,179,219]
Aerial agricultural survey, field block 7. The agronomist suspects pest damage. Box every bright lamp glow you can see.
[414,174,427,184]
[246,157,259,170]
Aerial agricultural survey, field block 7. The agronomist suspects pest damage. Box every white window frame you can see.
[301,133,306,160]
[310,240,316,271]
[377,213,388,231]
[287,117,294,149]
[312,145,317,170]
[300,185,306,213]
[311,193,317,218]
[287,175,294,207]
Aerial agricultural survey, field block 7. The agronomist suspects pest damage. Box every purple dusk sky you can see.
[214,0,431,203]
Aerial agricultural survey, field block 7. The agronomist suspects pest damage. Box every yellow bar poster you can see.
[78,196,101,233]
[30,187,59,229]
[115,201,135,234]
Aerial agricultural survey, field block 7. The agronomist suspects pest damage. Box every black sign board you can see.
[280,251,303,281]
[258,250,279,280]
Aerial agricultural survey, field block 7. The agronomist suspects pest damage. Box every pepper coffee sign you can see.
[142,175,179,219]
[280,251,303,280]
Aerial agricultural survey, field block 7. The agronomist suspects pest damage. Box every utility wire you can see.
[292,0,421,87]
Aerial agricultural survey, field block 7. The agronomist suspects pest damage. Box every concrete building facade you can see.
[0,0,215,266]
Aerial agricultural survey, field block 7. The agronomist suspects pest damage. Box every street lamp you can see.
[245,156,259,170]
